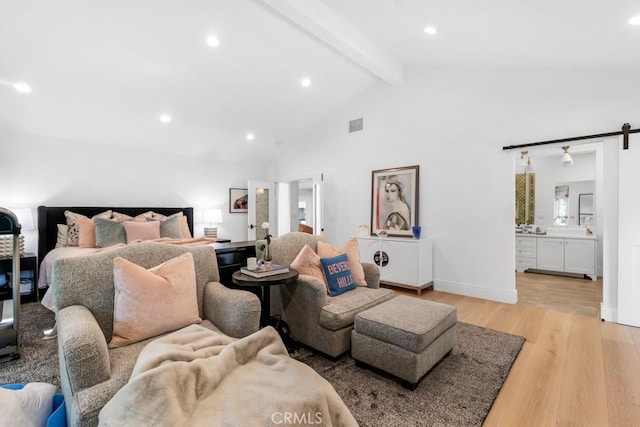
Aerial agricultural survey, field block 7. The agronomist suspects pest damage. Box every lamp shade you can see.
[204,209,223,224]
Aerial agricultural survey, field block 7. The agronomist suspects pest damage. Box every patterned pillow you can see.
[64,210,112,247]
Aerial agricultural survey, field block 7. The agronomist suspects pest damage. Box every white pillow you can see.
[55,224,68,248]
[0,382,57,427]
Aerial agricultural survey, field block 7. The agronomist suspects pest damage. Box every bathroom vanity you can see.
[515,228,597,280]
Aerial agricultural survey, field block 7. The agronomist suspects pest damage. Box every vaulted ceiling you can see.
[1,0,639,161]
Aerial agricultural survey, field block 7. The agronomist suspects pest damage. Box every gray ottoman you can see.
[351,295,457,390]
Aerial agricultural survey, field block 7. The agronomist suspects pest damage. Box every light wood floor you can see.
[389,286,640,426]
[516,271,603,318]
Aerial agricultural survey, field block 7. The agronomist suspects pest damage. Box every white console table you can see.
[357,236,434,295]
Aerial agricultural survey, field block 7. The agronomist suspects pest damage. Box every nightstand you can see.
[0,252,38,303]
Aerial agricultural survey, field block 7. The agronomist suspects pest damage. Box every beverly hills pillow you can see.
[290,244,328,289]
[109,252,202,348]
[317,238,367,287]
[0,382,57,427]
[319,253,357,297]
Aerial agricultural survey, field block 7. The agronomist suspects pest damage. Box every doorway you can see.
[514,142,604,318]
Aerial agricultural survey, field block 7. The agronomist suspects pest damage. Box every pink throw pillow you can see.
[109,252,202,348]
[77,216,97,248]
[290,244,328,292]
[123,220,161,243]
[317,238,367,287]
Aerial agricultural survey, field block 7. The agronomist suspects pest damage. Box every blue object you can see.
[411,225,422,239]
[320,253,356,296]
[1,384,66,427]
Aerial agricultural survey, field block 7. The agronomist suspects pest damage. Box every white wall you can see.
[0,130,269,252]
[272,66,640,304]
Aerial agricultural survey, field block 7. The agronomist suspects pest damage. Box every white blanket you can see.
[99,325,357,427]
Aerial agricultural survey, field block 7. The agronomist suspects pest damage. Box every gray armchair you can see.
[50,242,261,427]
[269,232,394,358]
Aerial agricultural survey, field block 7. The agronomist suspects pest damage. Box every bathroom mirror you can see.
[553,180,594,226]
[579,193,594,225]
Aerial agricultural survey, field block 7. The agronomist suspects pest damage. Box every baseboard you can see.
[433,280,518,304]
[600,304,617,322]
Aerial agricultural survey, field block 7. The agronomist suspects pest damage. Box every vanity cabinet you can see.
[535,237,597,280]
[357,236,433,295]
[515,236,537,272]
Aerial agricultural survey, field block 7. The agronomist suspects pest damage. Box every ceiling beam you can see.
[257,0,403,85]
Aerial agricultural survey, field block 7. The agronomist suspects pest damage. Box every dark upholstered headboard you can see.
[37,206,194,263]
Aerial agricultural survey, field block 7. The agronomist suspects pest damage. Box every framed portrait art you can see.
[371,165,419,237]
[229,188,248,213]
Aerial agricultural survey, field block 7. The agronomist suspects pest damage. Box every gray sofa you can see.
[50,242,261,427]
[269,232,395,358]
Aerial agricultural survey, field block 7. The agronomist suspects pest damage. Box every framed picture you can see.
[371,165,419,237]
[229,188,248,213]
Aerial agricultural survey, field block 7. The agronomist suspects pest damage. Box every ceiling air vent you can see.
[349,117,363,133]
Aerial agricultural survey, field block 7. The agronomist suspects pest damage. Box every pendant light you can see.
[561,146,574,167]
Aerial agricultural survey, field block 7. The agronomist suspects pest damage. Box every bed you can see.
[36,206,196,308]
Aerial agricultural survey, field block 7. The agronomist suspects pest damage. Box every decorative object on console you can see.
[229,188,248,213]
[370,165,419,238]
[203,208,223,239]
[411,225,422,239]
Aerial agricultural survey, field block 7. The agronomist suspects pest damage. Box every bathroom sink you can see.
[544,226,591,237]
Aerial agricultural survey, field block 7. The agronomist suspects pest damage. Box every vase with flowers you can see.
[259,221,273,266]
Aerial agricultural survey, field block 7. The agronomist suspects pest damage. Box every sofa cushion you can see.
[320,253,357,297]
[317,238,367,287]
[318,287,394,331]
[109,252,202,348]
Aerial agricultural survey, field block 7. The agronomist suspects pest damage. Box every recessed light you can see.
[630,15,640,26]
[160,114,171,123]
[14,82,32,93]
[206,35,220,47]
[301,77,311,88]
[424,26,437,35]
[246,132,255,141]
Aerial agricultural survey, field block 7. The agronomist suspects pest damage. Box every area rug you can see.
[291,322,525,426]
[1,303,525,426]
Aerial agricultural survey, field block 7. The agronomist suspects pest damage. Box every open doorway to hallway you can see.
[514,141,604,319]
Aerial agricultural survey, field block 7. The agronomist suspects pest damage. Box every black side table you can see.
[0,253,38,303]
[232,268,299,327]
